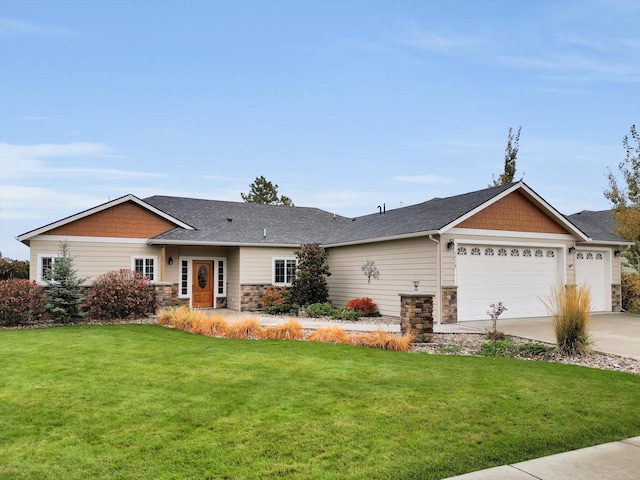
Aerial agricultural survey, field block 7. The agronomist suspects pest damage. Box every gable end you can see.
[457,191,569,234]
[46,201,178,238]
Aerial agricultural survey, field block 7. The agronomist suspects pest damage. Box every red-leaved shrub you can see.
[346,297,379,317]
[87,269,156,320]
[0,279,46,326]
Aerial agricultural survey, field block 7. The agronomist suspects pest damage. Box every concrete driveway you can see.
[438,313,640,360]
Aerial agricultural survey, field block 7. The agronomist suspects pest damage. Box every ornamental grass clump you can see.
[306,326,350,344]
[262,320,304,340]
[157,305,193,329]
[190,313,229,337]
[353,329,415,352]
[543,284,592,356]
[226,318,264,339]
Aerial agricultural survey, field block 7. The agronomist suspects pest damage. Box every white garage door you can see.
[457,245,561,321]
[575,250,610,312]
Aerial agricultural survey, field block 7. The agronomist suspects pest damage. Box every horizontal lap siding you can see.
[30,238,161,285]
[239,247,298,284]
[327,237,436,317]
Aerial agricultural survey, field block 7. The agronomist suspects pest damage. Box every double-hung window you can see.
[38,254,57,283]
[132,256,156,281]
[273,258,296,286]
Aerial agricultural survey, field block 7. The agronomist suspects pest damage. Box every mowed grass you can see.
[1,325,639,479]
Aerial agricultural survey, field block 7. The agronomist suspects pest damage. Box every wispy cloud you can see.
[0,142,164,180]
[393,175,448,184]
[0,18,77,37]
[393,21,484,54]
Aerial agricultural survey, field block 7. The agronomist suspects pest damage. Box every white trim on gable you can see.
[16,194,194,244]
[447,228,576,241]
[439,182,590,242]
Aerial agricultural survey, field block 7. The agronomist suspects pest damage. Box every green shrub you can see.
[0,279,46,326]
[331,307,363,321]
[305,302,335,318]
[543,284,592,355]
[87,269,156,320]
[621,273,640,313]
[517,343,555,355]
[263,303,300,316]
[478,340,517,357]
[346,297,379,317]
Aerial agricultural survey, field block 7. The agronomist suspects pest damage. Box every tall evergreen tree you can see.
[241,176,294,206]
[45,241,87,323]
[491,126,522,187]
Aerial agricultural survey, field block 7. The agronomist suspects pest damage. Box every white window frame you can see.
[37,253,59,284]
[177,257,227,300]
[131,256,157,282]
[273,257,297,286]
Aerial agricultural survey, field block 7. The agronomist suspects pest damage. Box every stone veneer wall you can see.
[154,282,188,310]
[241,284,272,311]
[441,286,458,324]
[399,294,434,343]
[612,284,622,312]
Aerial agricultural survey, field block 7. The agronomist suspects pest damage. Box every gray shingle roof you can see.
[566,210,627,243]
[323,182,516,244]
[144,196,353,245]
[144,183,517,245]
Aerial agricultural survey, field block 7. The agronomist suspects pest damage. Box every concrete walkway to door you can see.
[437,313,640,360]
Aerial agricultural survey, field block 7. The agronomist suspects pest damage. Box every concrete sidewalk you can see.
[443,436,640,479]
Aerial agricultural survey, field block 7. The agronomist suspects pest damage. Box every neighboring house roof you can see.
[567,209,631,244]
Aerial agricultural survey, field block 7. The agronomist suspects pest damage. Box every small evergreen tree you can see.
[289,243,330,306]
[45,241,87,323]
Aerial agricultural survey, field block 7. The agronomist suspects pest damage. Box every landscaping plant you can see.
[0,279,45,326]
[543,284,592,355]
[87,269,155,320]
[621,272,640,313]
[486,302,507,355]
[44,241,87,323]
[289,243,331,306]
[346,297,379,317]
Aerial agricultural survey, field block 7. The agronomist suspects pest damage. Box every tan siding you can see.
[326,237,437,317]
[226,249,241,310]
[239,247,298,284]
[47,201,177,238]
[458,191,569,234]
[29,237,161,285]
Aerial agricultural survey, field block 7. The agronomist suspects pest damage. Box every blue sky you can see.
[1,0,638,260]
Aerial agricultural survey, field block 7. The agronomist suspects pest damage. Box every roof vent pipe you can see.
[263,228,267,239]
[378,205,382,215]
[383,203,386,214]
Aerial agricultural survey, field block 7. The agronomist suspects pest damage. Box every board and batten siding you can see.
[238,246,298,285]
[29,236,162,285]
[326,237,437,317]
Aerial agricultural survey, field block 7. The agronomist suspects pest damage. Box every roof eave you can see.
[324,230,440,248]
[147,239,301,248]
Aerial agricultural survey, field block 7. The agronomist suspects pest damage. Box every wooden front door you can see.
[192,261,213,308]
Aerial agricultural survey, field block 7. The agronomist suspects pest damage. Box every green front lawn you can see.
[1,325,638,479]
